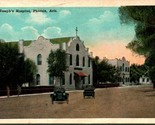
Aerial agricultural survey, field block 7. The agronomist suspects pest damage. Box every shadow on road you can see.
[141,89,155,92]
[145,94,155,97]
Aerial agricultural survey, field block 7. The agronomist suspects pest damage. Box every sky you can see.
[0,7,145,64]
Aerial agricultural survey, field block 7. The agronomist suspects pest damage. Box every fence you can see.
[0,86,54,96]
[93,83,120,88]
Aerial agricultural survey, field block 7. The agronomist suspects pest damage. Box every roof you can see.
[7,40,31,46]
[5,37,72,46]
[50,37,71,44]
[7,42,18,46]
[23,40,32,46]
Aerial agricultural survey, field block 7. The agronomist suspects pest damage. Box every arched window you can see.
[36,74,40,85]
[76,44,80,51]
[83,57,85,67]
[76,55,79,66]
[69,73,72,85]
[70,54,72,65]
[37,54,42,65]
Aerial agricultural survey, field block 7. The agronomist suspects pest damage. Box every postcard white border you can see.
[0,0,155,124]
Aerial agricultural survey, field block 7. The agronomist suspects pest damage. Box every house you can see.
[18,35,93,90]
[139,75,151,85]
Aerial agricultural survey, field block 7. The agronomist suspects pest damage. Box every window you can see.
[69,73,72,85]
[83,57,85,67]
[147,78,149,82]
[142,78,145,82]
[120,66,122,71]
[128,68,130,72]
[70,54,72,65]
[125,67,128,72]
[76,55,79,66]
[88,57,90,67]
[126,77,128,82]
[122,63,124,71]
[37,54,42,65]
[49,75,54,85]
[76,44,79,51]
[83,77,85,84]
[88,75,90,84]
[36,74,40,85]
[128,78,130,82]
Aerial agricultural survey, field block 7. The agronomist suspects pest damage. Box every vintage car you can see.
[83,85,95,99]
[50,87,69,104]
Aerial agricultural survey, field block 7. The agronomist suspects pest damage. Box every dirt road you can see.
[0,85,155,118]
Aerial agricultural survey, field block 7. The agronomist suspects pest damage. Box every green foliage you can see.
[130,64,148,83]
[23,40,32,46]
[50,37,71,44]
[92,57,118,83]
[0,42,19,87]
[0,42,37,89]
[47,49,67,77]
[24,58,37,85]
[119,6,155,57]
[119,6,155,83]
[119,6,155,25]
[92,56,100,84]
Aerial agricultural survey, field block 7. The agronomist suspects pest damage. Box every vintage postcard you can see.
[0,0,155,124]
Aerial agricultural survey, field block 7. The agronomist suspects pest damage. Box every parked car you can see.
[50,87,69,104]
[83,85,95,99]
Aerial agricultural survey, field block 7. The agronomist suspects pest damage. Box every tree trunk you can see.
[60,77,62,87]
[153,82,155,89]
[6,85,10,98]
[17,85,21,97]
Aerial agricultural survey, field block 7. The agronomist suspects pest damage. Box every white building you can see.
[139,75,151,85]
[108,57,130,86]
[18,35,93,90]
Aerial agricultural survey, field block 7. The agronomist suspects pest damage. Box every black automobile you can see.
[50,87,69,104]
[83,85,95,99]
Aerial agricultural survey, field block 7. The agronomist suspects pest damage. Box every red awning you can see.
[74,72,87,77]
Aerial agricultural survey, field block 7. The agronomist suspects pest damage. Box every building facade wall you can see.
[108,57,130,86]
[62,36,93,90]
[19,36,93,90]
[19,36,59,86]
[139,75,151,84]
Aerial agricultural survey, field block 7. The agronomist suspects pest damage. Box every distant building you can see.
[139,75,151,85]
[108,57,130,86]
[18,34,93,90]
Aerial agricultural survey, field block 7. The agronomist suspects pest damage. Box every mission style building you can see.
[108,57,130,86]
[18,35,93,90]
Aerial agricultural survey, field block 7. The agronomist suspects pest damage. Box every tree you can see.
[0,42,19,97]
[0,42,37,97]
[98,59,117,83]
[119,7,155,57]
[130,64,148,83]
[119,6,155,87]
[47,49,67,87]
[92,57,117,84]
[24,58,37,87]
[92,56,100,84]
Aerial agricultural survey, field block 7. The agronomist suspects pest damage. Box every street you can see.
[0,84,155,118]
